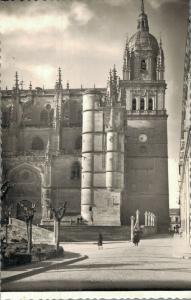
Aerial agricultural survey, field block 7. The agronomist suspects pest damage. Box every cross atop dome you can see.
[137,0,149,32]
[141,0,144,13]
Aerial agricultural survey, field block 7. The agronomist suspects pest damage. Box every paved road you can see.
[2,235,191,291]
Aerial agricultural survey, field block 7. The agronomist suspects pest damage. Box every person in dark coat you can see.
[98,233,103,249]
[133,230,140,246]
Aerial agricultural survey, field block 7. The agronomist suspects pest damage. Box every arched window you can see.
[31,136,44,150]
[140,98,145,110]
[75,136,82,150]
[132,98,136,111]
[148,98,153,111]
[40,110,48,124]
[141,59,146,71]
[46,104,51,110]
[71,162,81,179]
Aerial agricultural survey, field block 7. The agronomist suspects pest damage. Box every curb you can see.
[2,255,88,284]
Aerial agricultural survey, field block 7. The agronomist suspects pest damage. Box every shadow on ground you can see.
[2,251,87,285]
[2,278,191,291]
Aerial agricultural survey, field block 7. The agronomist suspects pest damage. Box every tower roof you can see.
[128,31,159,52]
[128,0,159,52]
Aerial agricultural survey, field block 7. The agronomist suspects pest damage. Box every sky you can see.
[1,0,188,208]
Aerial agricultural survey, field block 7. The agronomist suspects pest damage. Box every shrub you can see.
[2,253,32,269]
[57,246,64,257]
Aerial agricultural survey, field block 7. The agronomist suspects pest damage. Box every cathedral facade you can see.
[1,1,169,228]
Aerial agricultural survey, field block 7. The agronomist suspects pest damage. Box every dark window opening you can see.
[141,59,146,71]
[132,98,136,110]
[2,111,10,127]
[140,98,145,110]
[46,104,51,110]
[31,136,44,150]
[148,98,153,111]
[71,162,81,179]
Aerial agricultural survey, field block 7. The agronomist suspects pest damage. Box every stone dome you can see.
[128,31,159,53]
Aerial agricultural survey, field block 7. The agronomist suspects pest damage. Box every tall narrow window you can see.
[148,98,153,111]
[71,162,81,179]
[31,136,44,150]
[132,98,136,110]
[141,59,146,71]
[140,98,145,110]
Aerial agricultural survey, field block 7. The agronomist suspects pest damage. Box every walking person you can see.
[133,230,140,246]
[98,233,103,250]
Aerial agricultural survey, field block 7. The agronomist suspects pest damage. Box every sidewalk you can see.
[1,251,88,284]
[172,234,191,259]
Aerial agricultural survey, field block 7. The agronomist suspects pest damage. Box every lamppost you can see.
[51,202,67,252]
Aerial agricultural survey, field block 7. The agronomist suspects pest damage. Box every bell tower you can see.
[121,0,169,229]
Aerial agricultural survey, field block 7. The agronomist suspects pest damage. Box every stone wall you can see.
[123,116,169,227]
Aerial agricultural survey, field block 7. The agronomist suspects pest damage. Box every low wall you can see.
[1,218,54,244]
[141,226,157,236]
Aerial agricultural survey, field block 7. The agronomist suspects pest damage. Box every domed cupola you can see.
[123,0,162,81]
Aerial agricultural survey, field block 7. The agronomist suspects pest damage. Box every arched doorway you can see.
[8,164,42,225]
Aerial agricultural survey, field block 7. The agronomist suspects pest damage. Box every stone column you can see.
[145,91,148,111]
[148,212,151,226]
[130,216,135,242]
[81,90,100,223]
[153,214,157,228]
[144,211,148,226]
[151,213,154,226]
[135,209,140,229]
[41,160,52,223]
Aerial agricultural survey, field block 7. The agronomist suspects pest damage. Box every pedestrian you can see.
[133,230,140,246]
[98,233,103,250]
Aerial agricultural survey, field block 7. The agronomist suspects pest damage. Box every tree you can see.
[18,201,38,254]
[51,202,67,252]
[1,181,11,201]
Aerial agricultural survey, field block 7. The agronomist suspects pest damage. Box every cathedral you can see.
[1,0,169,229]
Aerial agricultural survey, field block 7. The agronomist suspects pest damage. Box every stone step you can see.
[41,225,131,242]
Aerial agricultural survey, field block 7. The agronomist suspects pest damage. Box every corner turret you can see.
[157,38,165,80]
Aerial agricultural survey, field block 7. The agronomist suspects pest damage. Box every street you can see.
[2,234,191,291]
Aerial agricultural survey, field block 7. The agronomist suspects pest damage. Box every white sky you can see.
[1,0,188,208]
